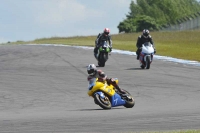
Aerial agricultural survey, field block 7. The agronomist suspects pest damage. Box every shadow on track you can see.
[125,68,143,70]
[76,108,126,111]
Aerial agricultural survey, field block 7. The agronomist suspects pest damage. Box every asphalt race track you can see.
[0,45,200,133]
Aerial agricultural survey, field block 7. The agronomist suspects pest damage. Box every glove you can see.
[99,72,107,80]
[154,48,156,54]
[109,78,116,84]
[99,72,105,78]
[106,78,111,85]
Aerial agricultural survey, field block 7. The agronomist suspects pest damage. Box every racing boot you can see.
[115,85,131,100]
[136,55,139,60]
[106,78,125,94]
[111,80,126,94]
[136,49,141,60]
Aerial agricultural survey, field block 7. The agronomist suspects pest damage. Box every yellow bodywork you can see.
[88,78,118,97]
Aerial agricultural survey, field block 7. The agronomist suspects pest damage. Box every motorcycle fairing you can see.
[98,41,110,53]
[95,91,126,107]
[88,80,115,97]
[99,47,110,53]
[140,42,154,66]
[94,91,126,107]
[141,42,154,54]
[139,52,145,61]
[110,93,126,107]
[95,91,106,98]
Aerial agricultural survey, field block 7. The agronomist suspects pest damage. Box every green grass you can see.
[8,30,200,62]
[134,130,200,133]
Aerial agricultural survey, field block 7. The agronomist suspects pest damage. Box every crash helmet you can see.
[142,29,149,38]
[87,64,97,76]
[103,28,110,36]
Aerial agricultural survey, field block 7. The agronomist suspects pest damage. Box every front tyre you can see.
[94,94,111,109]
[98,52,107,67]
[146,56,151,69]
[101,62,105,67]
[98,61,105,67]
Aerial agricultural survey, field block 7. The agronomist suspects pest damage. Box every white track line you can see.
[25,44,200,67]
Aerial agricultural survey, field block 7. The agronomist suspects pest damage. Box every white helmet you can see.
[87,64,97,76]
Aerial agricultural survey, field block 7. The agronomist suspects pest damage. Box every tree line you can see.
[117,0,200,33]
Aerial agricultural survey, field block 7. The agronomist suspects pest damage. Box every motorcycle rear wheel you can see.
[140,65,145,69]
[94,93,111,109]
[122,90,135,108]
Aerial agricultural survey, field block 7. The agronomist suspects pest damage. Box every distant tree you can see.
[118,18,136,33]
[117,0,200,33]
[135,15,159,31]
[126,1,142,19]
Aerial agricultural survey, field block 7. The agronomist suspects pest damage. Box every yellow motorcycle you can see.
[88,78,135,109]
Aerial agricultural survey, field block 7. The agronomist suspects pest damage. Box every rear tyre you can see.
[122,90,135,108]
[94,93,111,109]
[140,65,145,69]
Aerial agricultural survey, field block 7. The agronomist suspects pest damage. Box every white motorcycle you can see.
[139,42,155,69]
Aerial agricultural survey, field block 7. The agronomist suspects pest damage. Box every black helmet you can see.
[142,29,149,38]
[87,64,97,76]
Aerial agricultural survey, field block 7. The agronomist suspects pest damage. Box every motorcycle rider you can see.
[94,28,112,59]
[87,64,125,94]
[136,29,156,60]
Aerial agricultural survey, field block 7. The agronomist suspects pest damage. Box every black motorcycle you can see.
[97,41,111,67]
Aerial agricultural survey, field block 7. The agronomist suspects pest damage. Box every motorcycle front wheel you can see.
[98,61,105,67]
[98,52,108,67]
[146,56,151,69]
[94,93,111,109]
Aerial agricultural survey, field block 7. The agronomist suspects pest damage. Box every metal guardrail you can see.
[160,14,200,31]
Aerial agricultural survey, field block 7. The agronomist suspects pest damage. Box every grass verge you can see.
[8,31,200,62]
